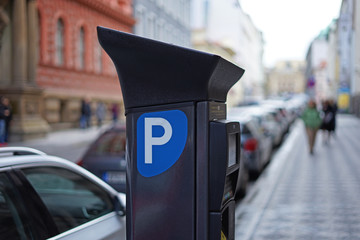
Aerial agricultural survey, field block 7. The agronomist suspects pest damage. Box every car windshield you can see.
[240,124,251,135]
[88,131,126,156]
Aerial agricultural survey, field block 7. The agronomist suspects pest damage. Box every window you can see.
[78,27,85,69]
[88,130,126,156]
[56,18,65,66]
[240,124,251,135]
[0,173,32,239]
[147,16,155,38]
[22,167,114,234]
[135,8,143,36]
[95,43,103,74]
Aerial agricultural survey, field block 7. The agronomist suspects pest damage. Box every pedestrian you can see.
[80,99,86,128]
[96,101,106,127]
[320,99,336,144]
[301,99,322,154]
[329,99,337,135]
[80,97,92,129]
[111,103,119,124]
[0,96,10,146]
[2,97,11,143]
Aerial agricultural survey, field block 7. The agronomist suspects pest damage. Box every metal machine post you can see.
[98,26,244,240]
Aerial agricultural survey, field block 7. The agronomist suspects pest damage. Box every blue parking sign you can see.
[137,110,188,177]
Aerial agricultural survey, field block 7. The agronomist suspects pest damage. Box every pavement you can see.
[8,124,111,162]
[235,114,360,239]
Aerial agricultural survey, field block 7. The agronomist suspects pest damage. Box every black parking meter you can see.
[97,26,244,240]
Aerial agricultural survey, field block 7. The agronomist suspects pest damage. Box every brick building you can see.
[0,0,135,140]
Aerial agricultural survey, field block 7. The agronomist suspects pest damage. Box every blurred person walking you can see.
[320,99,336,144]
[0,96,10,146]
[80,97,92,129]
[111,103,119,124]
[2,97,11,143]
[301,99,322,154]
[96,101,106,127]
[329,99,338,135]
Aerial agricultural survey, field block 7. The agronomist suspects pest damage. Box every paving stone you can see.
[236,115,360,240]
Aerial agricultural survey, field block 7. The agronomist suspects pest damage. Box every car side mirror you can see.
[115,193,126,216]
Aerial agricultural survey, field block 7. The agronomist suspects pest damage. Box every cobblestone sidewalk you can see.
[235,115,360,240]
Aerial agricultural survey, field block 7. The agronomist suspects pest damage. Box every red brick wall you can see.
[36,0,135,99]
[37,65,122,99]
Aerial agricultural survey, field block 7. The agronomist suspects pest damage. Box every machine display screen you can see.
[228,133,237,168]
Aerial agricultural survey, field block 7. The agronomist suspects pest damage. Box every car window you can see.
[0,173,33,240]
[22,167,115,234]
[265,114,275,122]
[89,131,126,155]
[241,123,251,135]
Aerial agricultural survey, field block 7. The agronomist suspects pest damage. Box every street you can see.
[1,1,359,239]
[235,114,360,239]
[8,125,109,163]
[8,114,360,239]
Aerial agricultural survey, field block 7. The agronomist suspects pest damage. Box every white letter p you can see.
[144,118,172,164]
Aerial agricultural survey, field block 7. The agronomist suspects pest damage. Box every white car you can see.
[0,147,126,240]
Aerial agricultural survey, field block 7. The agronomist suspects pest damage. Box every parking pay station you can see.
[98,26,244,240]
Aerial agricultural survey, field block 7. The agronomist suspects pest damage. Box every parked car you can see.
[261,110,283,147]
[260,103,290,139]
[228,112,273,177]
[241,106,282,148]
[79,124,126,193]
[0,147,126,240]
[235,149,249,200]
[285,94,308,121]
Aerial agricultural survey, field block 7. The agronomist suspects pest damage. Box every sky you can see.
[240,0,343,67]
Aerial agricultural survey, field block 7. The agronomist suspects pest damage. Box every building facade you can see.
[266,61,306,98]
[191,0,264,104]
[133,0,192,47]
[305,21,339,106]
[348,0,360,116]
[0,0,135,140]
[306,0,360,115]
[337,0,353,112]
[192,28,242,107]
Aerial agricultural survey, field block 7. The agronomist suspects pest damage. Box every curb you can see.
[235,119,304,239]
